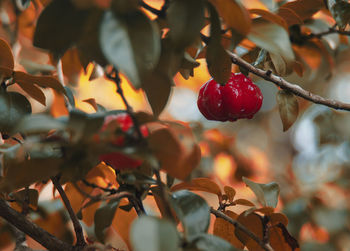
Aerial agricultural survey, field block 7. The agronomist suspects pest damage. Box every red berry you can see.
[98,113,148,170]
[197,73,263,122]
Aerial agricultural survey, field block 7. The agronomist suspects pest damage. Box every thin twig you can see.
[51,176,86,247]
[210,208,274,251]
[0,199,73,251]
[305,27,350,39]
[227,51,350,111]
[82,179,117,194]
[105,68,144,140]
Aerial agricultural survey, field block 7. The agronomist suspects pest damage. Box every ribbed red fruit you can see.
[197,73,263,122]
[98,113,148,170]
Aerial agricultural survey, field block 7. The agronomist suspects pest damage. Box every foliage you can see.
[0,0,350,251]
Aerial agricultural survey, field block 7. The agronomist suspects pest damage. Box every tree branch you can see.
[227,51,350,111]
[51,176,86,247]
[305,26,350,39]
[210,208,274,251]
[0,199,73,251]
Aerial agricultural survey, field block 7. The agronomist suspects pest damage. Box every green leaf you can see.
[100,10,160,88]
[248,19,294,63]
[170,190,210,240]
[131,216,180,251]
[242,177,280,208]
[14,114,65,135]
[179,52,200,79]
[190,233,240,251]
[206,3,232,84]
[142,38,179,117]
[64,86,76,107]
[167,0,205,50]
[276,90,299,131]
[33,0,90,56]
[0,91,32,134]
[94,197,121,242]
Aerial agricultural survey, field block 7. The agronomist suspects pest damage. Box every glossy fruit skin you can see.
[98,113,148,170]
[197,73,263,122]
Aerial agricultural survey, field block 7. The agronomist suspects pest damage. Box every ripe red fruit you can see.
[197,73,263,122]
[98,113,148,170]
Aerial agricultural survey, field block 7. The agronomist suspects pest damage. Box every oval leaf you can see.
[242,177,280,208]
[0,38,14,70]
[170,190,210,240]
[248,19,295,63]
[171,178,222,199]
[213,210,244,249]
[209,0,251,36]
[94,197,121,242]
[235,212,264,250]
[100,10,160,88]
[192,233,240,251]
[276,90,299,131]
[167,0,205,49]
[223,186,236,202]
[131,216,180,251]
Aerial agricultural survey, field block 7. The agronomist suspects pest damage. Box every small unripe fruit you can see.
[98,113,148,170]
[197,73,263,122]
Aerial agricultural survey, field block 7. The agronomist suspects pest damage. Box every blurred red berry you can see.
[98,113,148,170]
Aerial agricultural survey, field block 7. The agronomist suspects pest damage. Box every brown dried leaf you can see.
[235,212,264,251]
[209,0,251,36]
[223,186,236,202]
[249,9,288,30]
[0,38,14,70]
[276,90,299,132]
[16,80,46,106]
[233,198,255,207]
[83,98,98,112]
[171,178,222,199]
[213,210,244,249]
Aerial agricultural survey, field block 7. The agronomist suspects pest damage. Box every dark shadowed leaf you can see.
[328,1,350,29]
[61,48,83,86]
[142,71,172,117]
[0,91,32,134]
[206,3,232,84]
[94,197,121,242]
[33,0,90,56]
[276,90,299,131]
[170,190,210,240]
[248,19,294,63]
[100,10,160,88]
[111,0,138,14]
[213,210,244,249]
[11,188,39,210]
[131,216,180,251]
[191,233,240,251]
[209,0,251,36]
[0,38,14,70]
[167,0,205,50]
[15,0,31,11]
[0,144,62,192]
[242,177,280,208]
